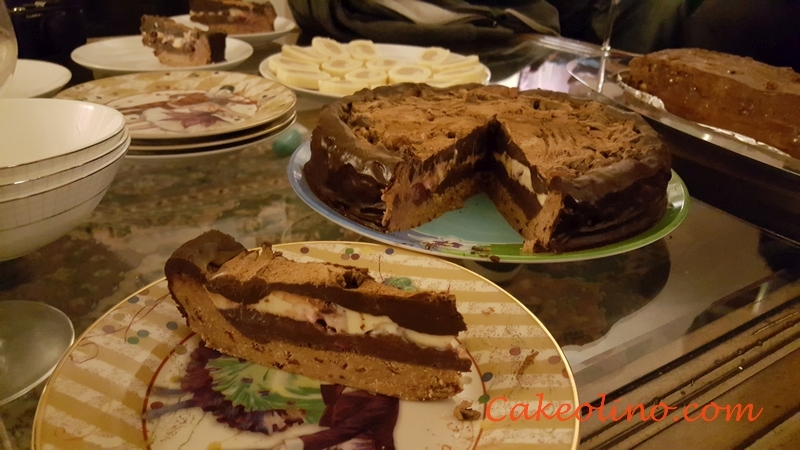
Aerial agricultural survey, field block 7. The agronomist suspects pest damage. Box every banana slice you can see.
[321,58,364,77]
[366,58,400,70]
[348,40,380,60]
[431,54,481,73]
[344,68,388,85]
[282,45,330,64]
[267,54,320,74]
[388,64,432,84]
[276,67,332,90]
[311,37,349,59]
[415,47,451,66]
[432,64,487,84]
[318,79,370,96]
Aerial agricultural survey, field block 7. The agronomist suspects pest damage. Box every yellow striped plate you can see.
[33,242,579,450]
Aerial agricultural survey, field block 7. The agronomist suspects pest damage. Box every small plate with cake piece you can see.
[171,15,298,47]
[566,53,800,175]
[70,34,254,77]
[56,70,296,140]
[290,140,689,263]
[259,37,491,100]
[33,236,580,450]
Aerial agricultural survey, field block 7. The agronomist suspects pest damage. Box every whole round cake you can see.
[304,84,672,253]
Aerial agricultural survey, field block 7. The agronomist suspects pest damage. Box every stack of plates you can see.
[55,71,297,163]
[0,99,129,261]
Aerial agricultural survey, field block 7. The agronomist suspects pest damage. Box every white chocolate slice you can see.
[366,58,400,70]
[282,45,330,64]
[267,54,319,74]
[415,47,451,66]
[423,79,460,88]
[388,64,433,84]
[321,58,364,77]
[311,37,349,59]
[344,68,388,85]
[318,79,370,96]
[431,54,481,73]
[276,67,332,90]
[432,64,487,84]
[348,40,380,60]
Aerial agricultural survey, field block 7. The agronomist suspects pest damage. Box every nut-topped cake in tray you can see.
[627,48,800,160]
[304,83,672,253]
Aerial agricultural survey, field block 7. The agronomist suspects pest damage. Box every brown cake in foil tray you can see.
[165,230,471,401]
[304,84,672,253]
[628,48,800,160]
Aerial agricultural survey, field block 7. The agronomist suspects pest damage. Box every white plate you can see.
[171,15,298,47]
[0,59,72,99]
[259,43,492,100]
[70,36,254,76]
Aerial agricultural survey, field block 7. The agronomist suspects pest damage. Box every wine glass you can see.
[0,2,17,95]
[0,5,75,449]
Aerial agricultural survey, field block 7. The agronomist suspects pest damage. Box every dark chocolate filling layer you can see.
[207,279,466,336]
[219,308,471,371]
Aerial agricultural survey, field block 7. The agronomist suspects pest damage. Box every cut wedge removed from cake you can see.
[165,230,472,401]
[141,15,226,67]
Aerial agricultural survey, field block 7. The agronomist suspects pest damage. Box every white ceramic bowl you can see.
[0,130,130,201]
[0,98,126,184]
[0,187,110,261]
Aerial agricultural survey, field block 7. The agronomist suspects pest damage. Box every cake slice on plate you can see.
[141,15,227,67]
[164,230,471,401]
[190,0,278,34]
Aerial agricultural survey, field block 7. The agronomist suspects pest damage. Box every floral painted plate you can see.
[56,71,296,140]
[289,141,690,263]
[33,242,579,450]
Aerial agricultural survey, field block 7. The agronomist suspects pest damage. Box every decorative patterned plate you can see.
[70,36,254,76]
[57,71,297,140]
[172,15,299,48]
[259,43,491,100]
[0,59,72,99]
[566,56,800,175]
[128,110,296,151]
[33,242,579,450]
[289,141,690,263]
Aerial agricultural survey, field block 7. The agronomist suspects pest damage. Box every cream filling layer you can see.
[207,290,461,351]
[421,151,482,191]
[494,152,548,206]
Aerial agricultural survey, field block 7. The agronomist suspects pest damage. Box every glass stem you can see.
[597,0,622,93]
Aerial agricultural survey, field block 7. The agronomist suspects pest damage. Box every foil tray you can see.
[566,56,800,176]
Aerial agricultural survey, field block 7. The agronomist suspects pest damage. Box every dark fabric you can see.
[287,0,560,52]
[79,0,189,37]
[680,0,800,71]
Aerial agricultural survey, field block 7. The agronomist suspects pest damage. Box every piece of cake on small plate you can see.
[141,15,227,67]
[165,230,472,401]
[190,0,277,34]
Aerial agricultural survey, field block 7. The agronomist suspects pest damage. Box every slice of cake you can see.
[141,15,226,67]
[627,48,800,159]
[164,230,471,401]
[190,0,277,34]
[305,84,671,253]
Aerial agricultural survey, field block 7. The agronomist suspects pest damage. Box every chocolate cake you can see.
[190,0,277,34]
[628,48,800,159]
[164,230,471,401]
[141,15,226,67]
[305,84,672,253]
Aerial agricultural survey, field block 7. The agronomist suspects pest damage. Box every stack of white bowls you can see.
[0,98,130,261]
